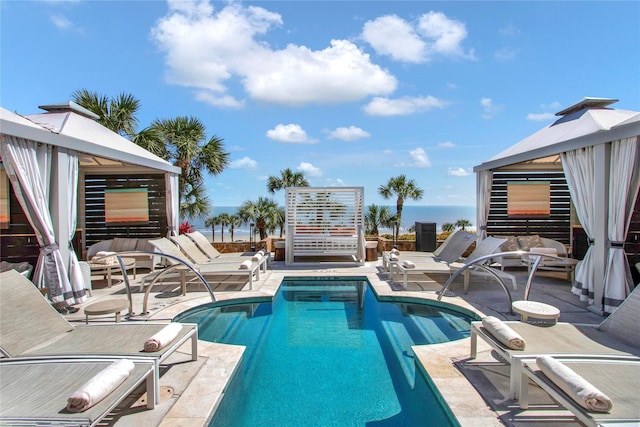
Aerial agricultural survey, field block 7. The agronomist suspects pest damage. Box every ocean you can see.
[187,205,476,242]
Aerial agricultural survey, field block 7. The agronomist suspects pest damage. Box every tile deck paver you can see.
[58,257,603,427]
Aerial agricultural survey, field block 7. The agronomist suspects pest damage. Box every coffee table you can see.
[84,298,130,323]
[88,257,136,288]
[521,255,579,282]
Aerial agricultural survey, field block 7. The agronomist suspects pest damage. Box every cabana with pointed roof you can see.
[0,102,180,306]
[474,98,640,315]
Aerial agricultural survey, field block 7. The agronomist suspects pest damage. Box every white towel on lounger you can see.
[143,323,183,352]
[239,260,252,270]
[402,260,415,269]
[391,248,400,255]
[481,316,526,350]
[66,359,134,412]
[252,253,263,261]
[389,253,399,261]
[536,355,613,412]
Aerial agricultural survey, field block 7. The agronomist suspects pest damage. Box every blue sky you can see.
[2,0,639,210]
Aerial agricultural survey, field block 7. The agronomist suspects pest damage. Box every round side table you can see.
[84,299,130,323]
[512,300,560,323]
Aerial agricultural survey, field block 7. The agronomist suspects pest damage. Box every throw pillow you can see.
[517,235,543,251]
[500,236,520,252]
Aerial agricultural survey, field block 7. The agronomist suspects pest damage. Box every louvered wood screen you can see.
[285,187,364,262]
[487,171,571,244]
[84,174,167,247]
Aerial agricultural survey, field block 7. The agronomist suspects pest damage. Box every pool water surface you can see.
[176,277,474,426]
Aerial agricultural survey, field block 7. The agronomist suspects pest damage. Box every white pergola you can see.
[474,98,640,314]
[285,187,365,264]
[0,102,180,305]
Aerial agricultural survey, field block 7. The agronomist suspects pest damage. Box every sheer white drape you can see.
[561,146,596,304]
[165,172,179,236]
[604,136,640,313]
[0,136,73,304]
[476,170,493,240]
[66,151,87,303]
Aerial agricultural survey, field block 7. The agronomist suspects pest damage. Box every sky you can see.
[2,0,639,211]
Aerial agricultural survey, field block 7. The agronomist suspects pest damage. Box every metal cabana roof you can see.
[474,98,640,172]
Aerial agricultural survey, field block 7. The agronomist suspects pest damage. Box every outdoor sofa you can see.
[86,237,157,271]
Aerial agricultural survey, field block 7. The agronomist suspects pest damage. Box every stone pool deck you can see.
[62,256,604,427]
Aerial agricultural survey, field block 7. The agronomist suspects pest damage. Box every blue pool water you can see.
[176,277,475,426]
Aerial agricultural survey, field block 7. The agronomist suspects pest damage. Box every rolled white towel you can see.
[389,253,399,261]
[481,316,526,350]
[402,260,416,269]
[67,359,134,412]
[536,356,613,412]
[258,249,267,256]
[252,253,263,262]
[391,248,400,255]
[143,323,183,352]
[96,251,117,257]
[239,259,252,270]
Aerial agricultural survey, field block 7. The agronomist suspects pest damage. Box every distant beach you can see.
[190,205,476,242]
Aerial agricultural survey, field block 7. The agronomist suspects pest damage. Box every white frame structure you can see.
[285,187,365,264]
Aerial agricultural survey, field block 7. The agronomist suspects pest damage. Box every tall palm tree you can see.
[151,116,230,219]
[378,175,424,239]
[274,207,286,237]
[204,215,220,242]
[267,168,309,194]
[228,214,243,242]
[72,89,141,137]
[238,197,279,240]
[365,204,391,236]
[455,219,473,231]
[442,223,456,233]
[216,213,231,242]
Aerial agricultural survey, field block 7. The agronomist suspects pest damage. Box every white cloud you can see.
[151,2,397,107]
[363,95,448,116]
[526,112,556,121]
[325,178,346,187]
[229,156,258,169]
[438,141,455,148]
[297,162,322,177]
[480,97,502,119]
[266,124,317,144]
[326,126,371,141]
[50,13,83,33]
[448,167,471,176]
[494,48,518,61]
[540,101,562,110]
[409,147,431,168]
[362,11,475,63]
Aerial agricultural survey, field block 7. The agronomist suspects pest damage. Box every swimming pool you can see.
[176,277,476,426]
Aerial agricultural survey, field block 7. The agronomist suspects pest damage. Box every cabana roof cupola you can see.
[285,187,365,264]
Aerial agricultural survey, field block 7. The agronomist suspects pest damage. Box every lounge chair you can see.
[145,237,262,292]
[169,234,268,273]
[470,283,640,399]
[0,357,157,426]
[519,357,640,426]
[448,236,518,292]
[382,230,476,273]
[0,270,198,404]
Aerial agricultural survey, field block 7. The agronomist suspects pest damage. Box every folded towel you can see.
[92,254,117,265]
[66,359,134,412]
[536,356,613,412]
[391,248,400,255]
[389,253,399,261]
[96,251,117,257]
[481,316,526,350]
[252,253,263,261]
[239,260,252,270]
[143,323,183,352]
[529,247,558,255]
[402,260,415,269]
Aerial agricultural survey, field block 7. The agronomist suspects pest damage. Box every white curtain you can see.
[476,170,493,240]
[66,151,87,303]
[604,136,640,313]
[165,172,179,236]
[0,136,74,304]
[561,146,596,304]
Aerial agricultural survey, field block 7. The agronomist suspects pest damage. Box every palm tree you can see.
[365,204,391,236]
[228,214,243,242]
[204,215,220,242]
[442,222,456,232]
[378,175,424,239]
[216,213,231,242]
[151,116,230,219]
[267,168,309,194]
[238,197,279,240]
[72,89,140,137]
[455,219,473,231]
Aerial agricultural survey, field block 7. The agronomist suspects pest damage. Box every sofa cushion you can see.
[111,237,138,252]
[135,239,153,252]
[517,235,543,251]
[500,236,520,252]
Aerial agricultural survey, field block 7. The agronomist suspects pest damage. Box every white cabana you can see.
[0,102,180,305]
[474,98,640,314]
